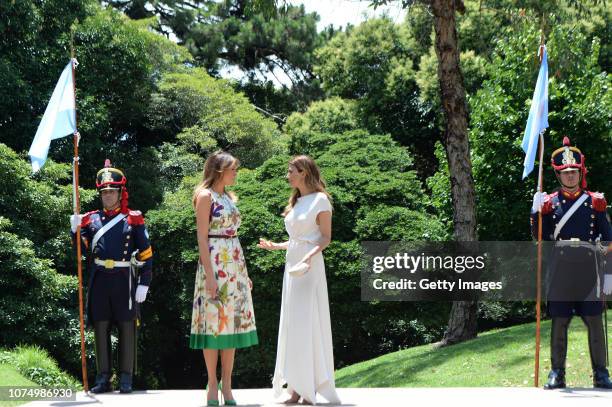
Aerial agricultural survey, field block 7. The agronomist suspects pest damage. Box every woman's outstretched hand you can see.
[257,238,276,250]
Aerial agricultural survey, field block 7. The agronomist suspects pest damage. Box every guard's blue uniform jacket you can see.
[531,189,612,316]
[74,207,153,323]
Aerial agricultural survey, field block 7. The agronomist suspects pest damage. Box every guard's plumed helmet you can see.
[551,137,588,189]
[96,159,129,213]
[96,159,126,190]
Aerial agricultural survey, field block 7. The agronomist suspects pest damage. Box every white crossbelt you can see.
[94,258,131,269]
[90,213,139,311]
[91,213,127,252]
[553,193,589,240]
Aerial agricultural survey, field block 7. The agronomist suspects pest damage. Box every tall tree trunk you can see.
[430,0,478,346]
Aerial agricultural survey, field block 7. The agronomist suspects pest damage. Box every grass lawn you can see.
[0,364,37,407]
[0,346,79,407]
[336,318,612,388]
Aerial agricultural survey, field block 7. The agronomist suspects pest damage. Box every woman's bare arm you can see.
[302,210,332,262]
[195,190,214,276]
[258,238,289,250]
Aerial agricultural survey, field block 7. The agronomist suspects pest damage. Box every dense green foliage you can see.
[148,69,286,168]
[314,17,439,178]
[0,346,80,388]
[106,0,327,114]
[0,144,97,377]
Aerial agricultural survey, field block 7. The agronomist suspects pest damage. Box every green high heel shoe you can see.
[205,383,220,406]
[219,380,237,406]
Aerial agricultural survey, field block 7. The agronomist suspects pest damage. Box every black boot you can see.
[118,320,136,393]
[544,369,566,389]
[91,321,112,393]
[119,372,133,394]
[544,316,571,389]
[593,367,612,389]
[91,373,112,394]
[582,315,612,389]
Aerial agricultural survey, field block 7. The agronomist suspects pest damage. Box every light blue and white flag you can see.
[521,46,548,180]
[28,59,77,172]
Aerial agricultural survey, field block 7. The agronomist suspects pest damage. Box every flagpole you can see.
[535,132,544,387]
[534,41,546,388]
[71,35,89,393]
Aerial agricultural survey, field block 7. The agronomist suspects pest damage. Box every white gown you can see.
[272,192,341,405]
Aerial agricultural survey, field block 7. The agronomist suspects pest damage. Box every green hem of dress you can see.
[189,331,258,349]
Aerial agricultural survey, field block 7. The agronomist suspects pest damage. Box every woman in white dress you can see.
[258,155,341,405]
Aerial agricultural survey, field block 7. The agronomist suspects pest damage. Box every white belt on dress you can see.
[289,237,318,245]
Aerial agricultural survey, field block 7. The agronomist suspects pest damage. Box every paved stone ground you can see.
[23,387,612,407]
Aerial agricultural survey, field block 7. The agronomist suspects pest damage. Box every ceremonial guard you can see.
[70,160,153,393]
[531,137,612,389]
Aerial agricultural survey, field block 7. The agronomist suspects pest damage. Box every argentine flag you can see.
[521,46,548,180]
[28,59,77,172]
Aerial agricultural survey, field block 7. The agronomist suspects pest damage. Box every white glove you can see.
[532,192,547,213]
[135,285,149,303]
[70,214,82,233]
[603,275,612,296]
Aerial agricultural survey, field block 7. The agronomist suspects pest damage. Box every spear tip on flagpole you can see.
[538,43,546,62]
[538,27,546,62]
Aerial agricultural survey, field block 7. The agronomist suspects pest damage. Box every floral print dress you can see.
[190,189,258,349]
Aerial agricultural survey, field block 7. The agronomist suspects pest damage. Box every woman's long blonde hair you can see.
[192,150,239,207]
[283,155,332,216]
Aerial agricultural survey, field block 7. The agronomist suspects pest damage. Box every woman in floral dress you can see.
[190,151,258,406]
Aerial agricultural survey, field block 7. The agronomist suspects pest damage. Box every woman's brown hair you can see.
[283,155,332,216]
[192,150,239,207]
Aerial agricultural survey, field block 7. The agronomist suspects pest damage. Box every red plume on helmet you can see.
[562,136,570,147]
[121,188,129,214]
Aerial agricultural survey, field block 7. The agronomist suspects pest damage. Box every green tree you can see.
[366,0,478,345]
[416,48,488,111]
[284,97,361,153]
[147,68,287,168]
[429,17,611,242]
[314,17,440,178]
[107,0,326,112]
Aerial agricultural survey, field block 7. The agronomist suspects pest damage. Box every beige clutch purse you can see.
[287,262,310,277]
